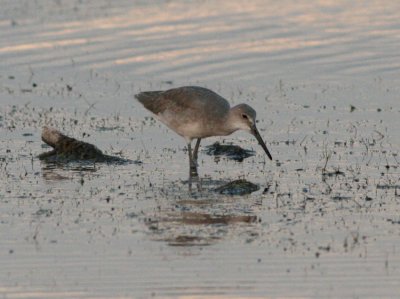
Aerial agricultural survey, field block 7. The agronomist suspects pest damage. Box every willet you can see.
[135,86,272,172]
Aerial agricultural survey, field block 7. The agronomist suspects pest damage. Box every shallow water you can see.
[1,1,400,298]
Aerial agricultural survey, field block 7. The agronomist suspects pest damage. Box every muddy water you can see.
[1,1,400,298]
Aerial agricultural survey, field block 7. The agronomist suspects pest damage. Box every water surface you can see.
[1,1,400,298]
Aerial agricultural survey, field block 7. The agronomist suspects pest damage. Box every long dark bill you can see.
[252,125,272,160]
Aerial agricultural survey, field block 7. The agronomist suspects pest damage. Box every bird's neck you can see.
[218,111,239,136]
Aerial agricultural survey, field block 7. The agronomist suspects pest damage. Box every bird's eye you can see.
[241,114,248,119]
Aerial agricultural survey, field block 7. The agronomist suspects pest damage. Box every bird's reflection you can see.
[144,174,262,247]
[144,206,259,247]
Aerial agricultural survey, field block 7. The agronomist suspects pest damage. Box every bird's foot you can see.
[190,167,198,178]
[189,161,199,177]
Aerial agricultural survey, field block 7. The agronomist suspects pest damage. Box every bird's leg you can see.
[188,141,193,165]
[187,140,201,192]
[187,142,198,175]
[188,169,200,193]
[192,138,201,162]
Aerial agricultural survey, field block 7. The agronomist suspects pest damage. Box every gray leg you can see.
[187,142,198,177]
[188,142,195,167]
[192,138,201,161]
[188,169,200,192]
[188,142,193,163]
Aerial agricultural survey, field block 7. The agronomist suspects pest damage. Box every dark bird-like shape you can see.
[135,86,272,172]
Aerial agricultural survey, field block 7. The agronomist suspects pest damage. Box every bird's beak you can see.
[251,125,272,160]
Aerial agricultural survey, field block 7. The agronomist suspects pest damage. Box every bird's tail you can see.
[134,91,163,104]
[135,90,165,114]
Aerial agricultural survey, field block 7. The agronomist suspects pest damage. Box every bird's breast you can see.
[156,108,235,140]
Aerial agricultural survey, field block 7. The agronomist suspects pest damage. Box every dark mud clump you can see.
[204,142,255,162]
[215,179,260,195]
[38,126,131,164]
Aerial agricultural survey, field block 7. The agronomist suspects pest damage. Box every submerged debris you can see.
[377,184,400,190]
[215,179,259,195]
[322,169,345,177]
[331,195,352,201]
[38,126,132,163]
[204,142,255,162]
[168,235,207,246]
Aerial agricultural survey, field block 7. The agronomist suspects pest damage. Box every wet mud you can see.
[1,1,400,299]
[39,126,133,164]
[214,179,260,195]
[204,142,255,162]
